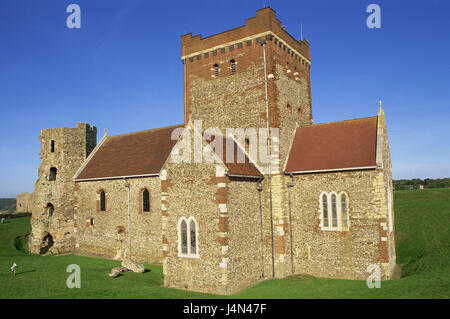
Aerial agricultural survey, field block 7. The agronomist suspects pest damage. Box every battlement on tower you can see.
[181,7,310,63]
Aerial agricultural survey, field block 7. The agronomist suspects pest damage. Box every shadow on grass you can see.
[16,270,36,276]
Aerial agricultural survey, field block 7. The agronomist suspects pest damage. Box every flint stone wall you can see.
[288,169,393,280]
[74,176,162,265]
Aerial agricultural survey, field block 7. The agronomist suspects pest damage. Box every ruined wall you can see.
[288,169,394,280]
[73,176,162,265]
[29,122,97,255]
[16,192,34,213]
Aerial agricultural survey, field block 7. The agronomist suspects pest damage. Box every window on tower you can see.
[213,64,219,77]
[49,167,57,181]
[230,59,236,74]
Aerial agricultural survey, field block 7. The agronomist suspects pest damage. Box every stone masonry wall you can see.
[226,178,263,293]
[73,176,162,265]
[287,169,393,280]
[16,192,34,212]
[183,7,311,171]
[29,122,97,255]
[162,159,227,294]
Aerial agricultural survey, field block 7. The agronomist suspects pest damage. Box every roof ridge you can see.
[109,124,184,139]
[301,116,377,129]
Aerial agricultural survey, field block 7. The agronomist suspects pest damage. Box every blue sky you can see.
[0,0,449,197]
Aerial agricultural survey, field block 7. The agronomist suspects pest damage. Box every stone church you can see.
[29,8,396,295]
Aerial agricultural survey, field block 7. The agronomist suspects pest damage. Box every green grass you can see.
[0,189,449,298]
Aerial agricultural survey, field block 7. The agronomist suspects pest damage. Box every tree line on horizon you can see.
[394,178,450,190]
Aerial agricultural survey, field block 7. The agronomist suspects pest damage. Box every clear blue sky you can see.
[0,0,449,197]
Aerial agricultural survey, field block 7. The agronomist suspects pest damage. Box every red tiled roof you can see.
[213,136,262,176]
[75,124,183,180]
[285,116,378,173]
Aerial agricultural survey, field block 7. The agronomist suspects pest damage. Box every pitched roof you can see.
[285,116,378,173]
[212,135,262,177]
[75,124,183,180]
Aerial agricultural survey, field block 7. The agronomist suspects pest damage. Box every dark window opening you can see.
[229,44,234,51]
[237,42,243,49]
[230,59,236,74]
[220,48,225,54]
[100,190,106,211]
[246,40,252,46]
[143,189,150,212]
[287,104,292,114]
[49,167,57,181]
[51,140,55,153]
[213,64,219,77]
[46,203,54,217]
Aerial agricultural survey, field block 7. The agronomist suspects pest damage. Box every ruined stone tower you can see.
[29,122,97,254]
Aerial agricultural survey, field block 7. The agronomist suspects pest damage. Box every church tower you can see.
[182,7,312,170]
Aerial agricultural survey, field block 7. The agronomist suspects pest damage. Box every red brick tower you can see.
[181,7,312,169]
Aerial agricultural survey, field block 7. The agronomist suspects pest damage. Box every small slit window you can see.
[100,190,106,211]
[142,189,150,212]
[46,203,54,217]
[49,167,57,181]
[230,59,236,74]
[213,64,219,78]
[51,140,55,153]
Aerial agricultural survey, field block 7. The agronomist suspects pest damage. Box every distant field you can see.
[0,198,15,212]
[0,189,448,298]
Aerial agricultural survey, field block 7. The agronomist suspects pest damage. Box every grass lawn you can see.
[0,188,449,298]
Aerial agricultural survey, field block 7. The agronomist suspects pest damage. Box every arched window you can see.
[190,220,197,254]
[213,64,219,77]
[100,190,106,211]
[230,59,236,74]
[321,193,329,228]
[178,217,199,258]
[49,167,57,181]
[142,189,150,212]
[340,193,349,229]
[297,107,302,117]
[46,203,54,217]
[287,103,292,114]
[181,220,188,254]
[331,193,338,227]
